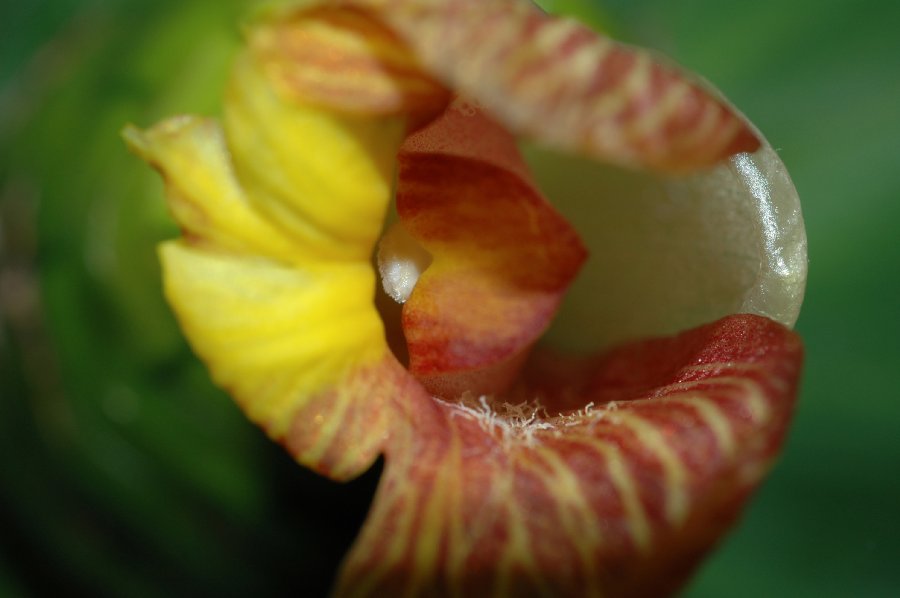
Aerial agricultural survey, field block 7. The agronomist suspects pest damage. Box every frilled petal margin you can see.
[124,2,805,596]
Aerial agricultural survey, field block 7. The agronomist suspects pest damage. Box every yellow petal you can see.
[124,7,427,480]
[122,116,300,263]
[160,240,392,478]
[224,50,405,261]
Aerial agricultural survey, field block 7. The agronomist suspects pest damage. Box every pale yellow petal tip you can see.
[122,116,205,163]
[121,123,149,157]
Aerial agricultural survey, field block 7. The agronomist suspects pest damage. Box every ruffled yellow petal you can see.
[224,50,405,261]
[122,116,300,263]
[160,241,393,478]
[123,7,434,479]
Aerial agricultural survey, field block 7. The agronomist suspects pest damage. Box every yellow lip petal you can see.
[160,240,393,478]
[124,6,438,480]
[122,116,300,263]
[224,49,405,261]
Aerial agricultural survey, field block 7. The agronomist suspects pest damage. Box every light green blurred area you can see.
[1,0,898,596]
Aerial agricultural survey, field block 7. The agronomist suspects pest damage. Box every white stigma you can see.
[377,222,432,304]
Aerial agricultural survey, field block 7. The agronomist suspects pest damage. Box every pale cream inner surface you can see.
[524,143,807,352]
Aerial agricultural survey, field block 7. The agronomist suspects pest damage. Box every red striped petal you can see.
[337,314,802,596]
[342,0,760,171]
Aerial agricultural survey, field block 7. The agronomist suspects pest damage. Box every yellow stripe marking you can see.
[527,38,614,140]
[669,395,737,458]
[441,434,468,598]
[650,373,772,426]
[463,11,520,81]
[404,449,452,597]
[532,448,603,597]
[349,451,424,597]
[627,79,691,139]
[615,412,690,527]
[571,437,652,552]
[296,380,355,464]
[533,17,580,54]
[673,98,720,156]
[495,465,557,598]
[590,50,651,119]
[329,399,388,479]
[695,112,743,164]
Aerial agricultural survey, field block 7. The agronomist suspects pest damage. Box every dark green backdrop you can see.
[2,1,898,596]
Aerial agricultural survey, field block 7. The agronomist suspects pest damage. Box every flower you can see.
[124,1,806,595]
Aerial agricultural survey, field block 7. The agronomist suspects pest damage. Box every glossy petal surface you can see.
[529,143,807,352]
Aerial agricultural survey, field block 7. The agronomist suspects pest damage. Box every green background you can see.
[2,0,898,596]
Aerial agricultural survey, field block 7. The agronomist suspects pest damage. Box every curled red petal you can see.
[337,314,802,596]
[396,100,587,397]
[342,0,760,171]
